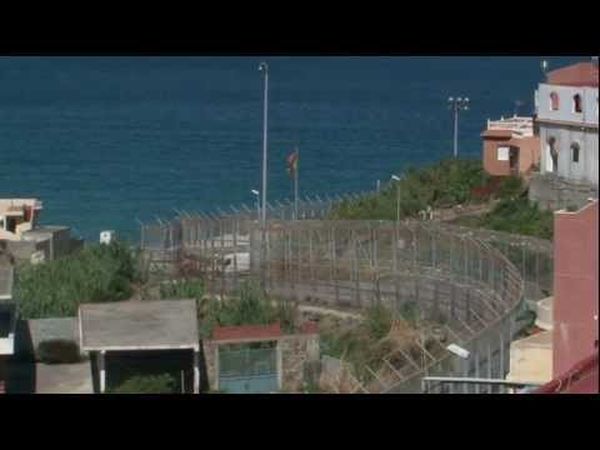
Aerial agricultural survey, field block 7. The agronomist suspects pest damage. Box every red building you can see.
[481,116,540,178]
[535,199,599,393]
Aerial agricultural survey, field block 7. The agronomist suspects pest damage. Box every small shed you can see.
[79,300,200,393]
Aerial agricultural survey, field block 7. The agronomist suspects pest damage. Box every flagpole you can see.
[294,147,299,220]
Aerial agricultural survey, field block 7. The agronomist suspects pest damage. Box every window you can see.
[573,94,583,113]
[547,136,558,173]
[497,146,509,161]
[550,92,559,111]
[571,142,580,163]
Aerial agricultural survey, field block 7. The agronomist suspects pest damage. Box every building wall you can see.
[483,135,540,177]
[528,172,599,211]
[202,332,320,393]
[506,330,553,385]
[553,200,599,377]
[536,84,598,126]
[539,123,599,186]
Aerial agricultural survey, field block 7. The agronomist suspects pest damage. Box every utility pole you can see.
[259,62,269,227]
[448,97,470,159]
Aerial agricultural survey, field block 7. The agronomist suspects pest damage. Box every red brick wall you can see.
[553,200,599,377]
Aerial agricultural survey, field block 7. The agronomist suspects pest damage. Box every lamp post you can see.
[448,96,470,159]
[391,174,402,224]
[251,189,260,221]
[258,62,269,227]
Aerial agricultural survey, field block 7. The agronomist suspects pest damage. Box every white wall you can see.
[536,83,598,125]
[539,123,599,186]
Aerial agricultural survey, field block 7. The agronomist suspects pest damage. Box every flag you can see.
[286,149,298,178]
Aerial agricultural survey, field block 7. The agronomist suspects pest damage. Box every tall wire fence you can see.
[139,195,553,393]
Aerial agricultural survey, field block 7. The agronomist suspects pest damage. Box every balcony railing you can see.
[487,116,534,137]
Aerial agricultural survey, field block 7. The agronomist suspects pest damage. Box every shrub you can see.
[365,304,393,341]
[160,278,204,300]
[198,281,297,337]
[37,339,81,364]
[496,175,525,200]
[479,198,553,240]
[15,242,140,319]
[330,159,490,221]
[110,373,177,394]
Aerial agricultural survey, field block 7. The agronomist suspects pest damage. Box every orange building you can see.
[481,116,540,178]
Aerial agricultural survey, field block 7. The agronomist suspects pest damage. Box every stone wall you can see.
[529,172,598,211]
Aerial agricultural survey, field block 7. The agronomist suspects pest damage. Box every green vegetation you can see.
[109,373,178,394]
[329,157,552,240]
[330,159,492,220]
[37,339,81,364]
[15,242,140,319]
[454,198,554,240]
[197,281,297,337]
[159,278,205,300]
[320,304,396,382]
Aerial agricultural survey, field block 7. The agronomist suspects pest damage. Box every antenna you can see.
[541,59,549,75]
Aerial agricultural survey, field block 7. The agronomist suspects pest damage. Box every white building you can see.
[534,61,598,187]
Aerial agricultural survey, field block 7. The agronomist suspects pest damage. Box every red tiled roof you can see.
[212,322,282,341]
[534,352,598,394]
[546,62,599,87]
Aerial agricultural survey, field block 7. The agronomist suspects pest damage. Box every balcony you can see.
[486,116,534,137]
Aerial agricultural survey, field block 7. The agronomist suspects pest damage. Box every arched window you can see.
[547,136,558,172]
[573,94,583,113]
[550,92,560,111]
[571,142,580,163]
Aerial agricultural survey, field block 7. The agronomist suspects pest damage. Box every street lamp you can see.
[258,62,269,228]
[251,189,260,221]
[391,174,402,224]
[448,96,470,159]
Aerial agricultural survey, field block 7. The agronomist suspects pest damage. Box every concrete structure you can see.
[202,321,320,393]
[506,296,554,387]
[0,199,43,241]
[0,198,83,263]
[506,330,553,386]
[552,199,598,378]
[79,300,200,393]
[534,61,598,187]
[481,116,540,177]
[0,248,16,394]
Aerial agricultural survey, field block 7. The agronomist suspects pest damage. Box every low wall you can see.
[529,173,598,211]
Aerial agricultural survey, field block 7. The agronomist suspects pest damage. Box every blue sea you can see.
[0,56,579,241]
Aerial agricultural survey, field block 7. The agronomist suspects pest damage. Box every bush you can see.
[160,278,204,300]
[479,198,553,240]
[15,242,140,319]
[330,159,490,221]
[365,304,393,341]
[110,373,177,394]
[198,281,297,337]
[37,339,81,364]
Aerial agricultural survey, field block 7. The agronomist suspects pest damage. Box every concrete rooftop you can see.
[79,300,199,351]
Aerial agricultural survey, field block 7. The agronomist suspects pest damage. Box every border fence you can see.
[139,194,553,393]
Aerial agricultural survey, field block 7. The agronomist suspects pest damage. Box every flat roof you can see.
[79,300,199,352]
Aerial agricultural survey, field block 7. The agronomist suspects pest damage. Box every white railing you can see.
[486,116,534,137]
